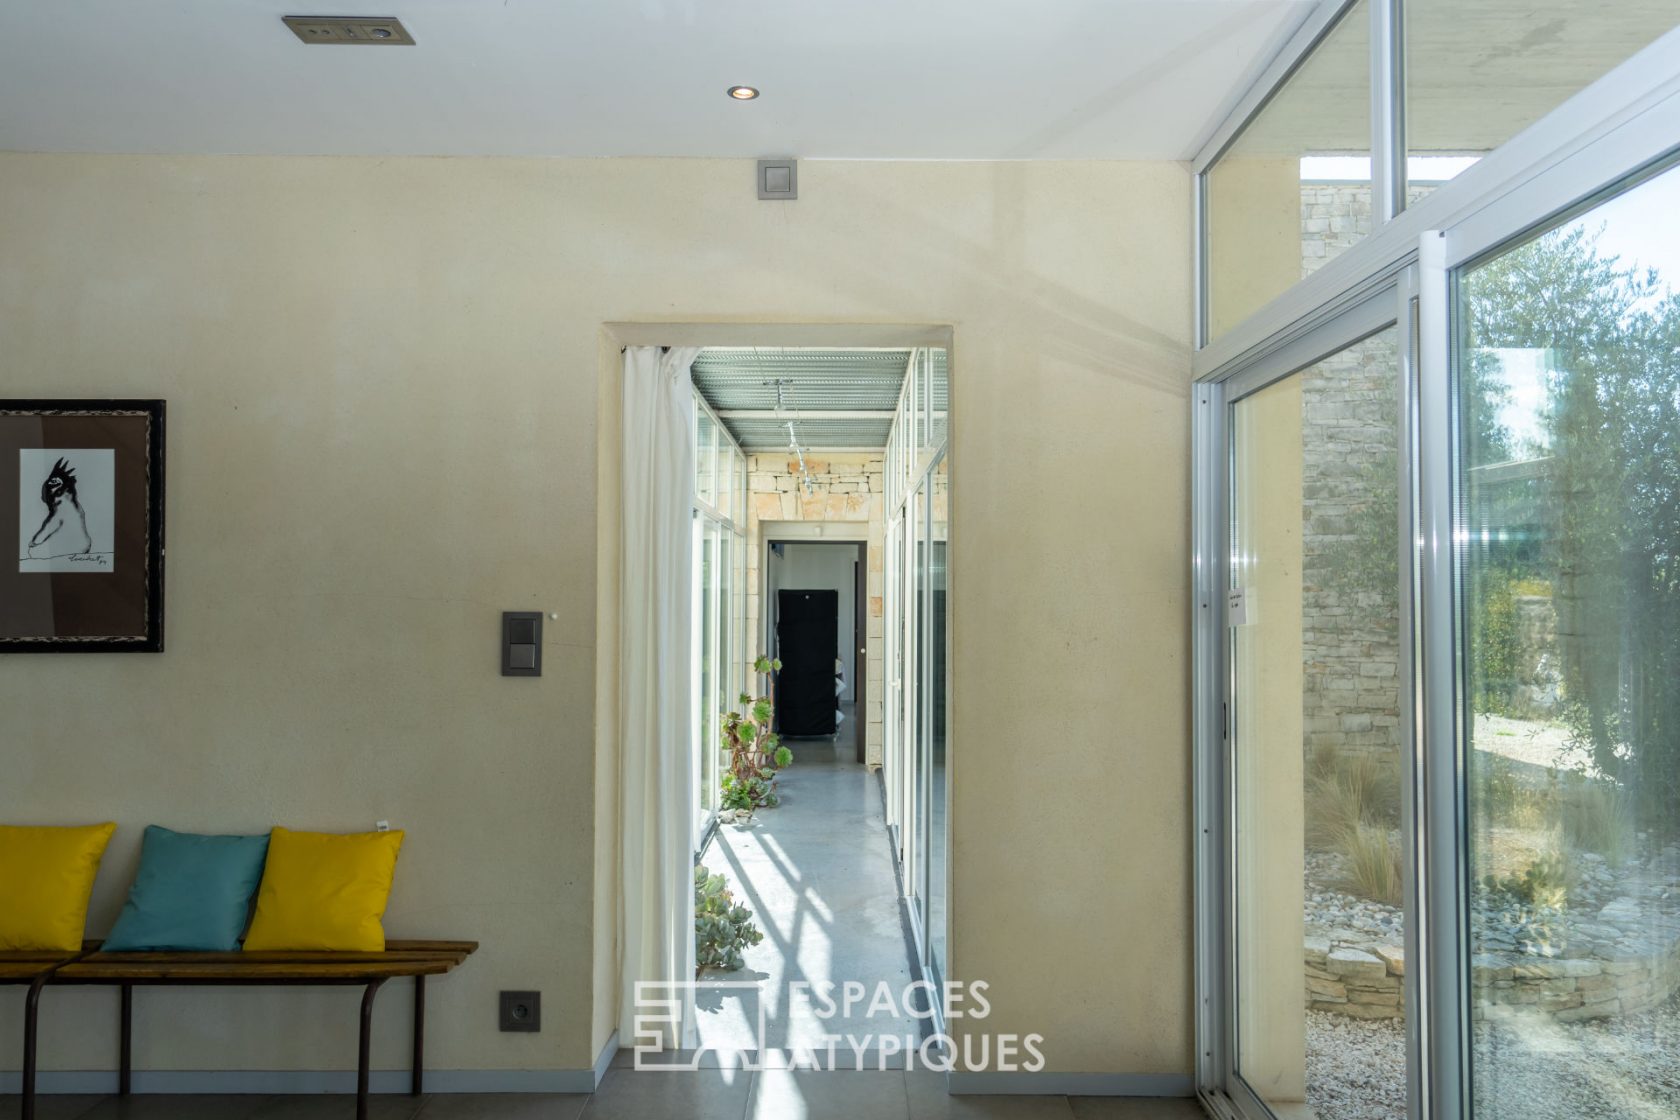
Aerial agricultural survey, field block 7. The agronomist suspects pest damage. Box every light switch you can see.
[502,611,543,677]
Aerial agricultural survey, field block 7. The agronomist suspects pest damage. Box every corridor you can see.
[697,707,924,1060]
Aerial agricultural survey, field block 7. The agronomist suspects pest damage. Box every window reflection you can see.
[1462,161,1680,1120]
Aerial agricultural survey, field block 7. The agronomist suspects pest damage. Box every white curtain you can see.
[618,345,702,1048]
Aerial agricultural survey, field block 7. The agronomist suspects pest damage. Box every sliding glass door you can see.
[1199,139,1680,1120]
[1460,160,1680,1120]
[1228,329,1409,1120]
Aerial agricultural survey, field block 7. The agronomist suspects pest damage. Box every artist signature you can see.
[67,554,111,567]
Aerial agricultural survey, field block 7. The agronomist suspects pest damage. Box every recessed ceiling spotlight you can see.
[727,86,761,101]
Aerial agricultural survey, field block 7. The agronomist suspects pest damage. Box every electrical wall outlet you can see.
[499,990,541,1032]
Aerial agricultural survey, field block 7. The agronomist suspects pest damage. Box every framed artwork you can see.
[1,400,166,652]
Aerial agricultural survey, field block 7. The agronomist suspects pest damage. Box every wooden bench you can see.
[14,940,475,1120]
[2,947,89,1119]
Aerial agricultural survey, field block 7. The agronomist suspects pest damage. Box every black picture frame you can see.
[0,399,166,653]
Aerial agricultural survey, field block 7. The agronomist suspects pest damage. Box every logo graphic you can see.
[631,979,1045,1073]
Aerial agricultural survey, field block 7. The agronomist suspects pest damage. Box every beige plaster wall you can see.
[0,154,1192,1078]
[1206,156,1303,340]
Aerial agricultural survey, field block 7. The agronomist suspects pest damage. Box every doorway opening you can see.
[765,539,867,759]
[685,345,950,1062]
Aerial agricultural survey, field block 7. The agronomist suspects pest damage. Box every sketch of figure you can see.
[17,449,115,573]
[28,458,94,559]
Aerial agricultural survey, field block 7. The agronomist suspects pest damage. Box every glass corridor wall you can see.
[1193,5,1680,1120]
[884,348,951,994]
[694,392,747,852]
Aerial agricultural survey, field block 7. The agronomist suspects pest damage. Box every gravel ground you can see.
[1302,992,1680,1120]
[1305,1010,1406,1120]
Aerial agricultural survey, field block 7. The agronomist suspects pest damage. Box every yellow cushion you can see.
[0,823,117,951]
[243,827,404,952]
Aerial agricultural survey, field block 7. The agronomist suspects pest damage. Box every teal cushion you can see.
[103,826,270,951]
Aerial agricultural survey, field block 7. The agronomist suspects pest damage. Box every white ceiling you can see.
[0,0,1315,159]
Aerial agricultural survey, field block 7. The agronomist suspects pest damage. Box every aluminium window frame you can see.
[1192,15,1680,1120]
[693,390,748,855]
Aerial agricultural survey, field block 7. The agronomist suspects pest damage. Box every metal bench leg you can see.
[120,983,133,1096]
[23,975,47,1120]
[411,975,425,1097]
[358,978,387,1120]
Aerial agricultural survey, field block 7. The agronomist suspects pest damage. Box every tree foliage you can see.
[1465,223,1680,825]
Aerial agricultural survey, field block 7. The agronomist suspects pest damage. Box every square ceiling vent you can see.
[283,15,415,45]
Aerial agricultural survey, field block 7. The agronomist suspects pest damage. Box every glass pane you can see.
[714,522,732,819]
[910,485,928,922]
[1406,1,1677,198]
[1462,161,1680,1120]
[699,522,718,829]
[885,515,903,836]
[928,455,949,985]
[928,350,949,452]
[716,441,735,523]
[1207,1,1371,341]
[1231,328,1406,1120]
[697,408,717,507]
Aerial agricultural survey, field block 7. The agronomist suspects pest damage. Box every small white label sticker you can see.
[1227,587,1249,627]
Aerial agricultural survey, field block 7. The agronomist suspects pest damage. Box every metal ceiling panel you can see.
[692,347,918,452]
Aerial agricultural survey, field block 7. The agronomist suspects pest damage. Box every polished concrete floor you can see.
[3,1080,1207,1120]
[696,707,925,1055]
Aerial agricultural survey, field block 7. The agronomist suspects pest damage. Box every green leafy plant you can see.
[694,866,763,974]
[1471,566,1524,717]
[720,656,793,817]
[1466,225,1680,829]
[1484,849,1575,910]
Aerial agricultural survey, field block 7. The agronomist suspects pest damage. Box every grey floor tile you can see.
[746,1069,909,1120]
[1066,1098,1206,1120]
[72,1095,278,1120]
[248,1094,428,1120]
[906,1072,1076,1120]
[579,1068,753,1120]
[416,1095,587,1120]
[0,1095,106,1120]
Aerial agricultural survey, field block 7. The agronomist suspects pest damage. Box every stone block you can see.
[1513,959,1601,980]
[1328,948,1385,980]
[1304,937,1330,967]
[1347,988,1400,1006]
[1554,1003,1618,1022]
[1471,955,1514,982]
[1375,946,1404,976]
[1306,977,1347,1001]
[1336,1002,1402,1020]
